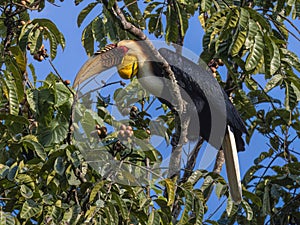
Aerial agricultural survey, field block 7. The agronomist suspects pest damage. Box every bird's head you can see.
[73,40,148,87]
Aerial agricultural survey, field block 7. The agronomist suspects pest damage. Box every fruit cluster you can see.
[129,105,138,119]
[95,125,107,139]
[26,41,48,62]
[208,58,224,77]
[118,124,134,141]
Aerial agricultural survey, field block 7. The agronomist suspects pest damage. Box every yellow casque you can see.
[117,54,138,79]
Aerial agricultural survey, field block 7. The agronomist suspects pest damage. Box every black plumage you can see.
[150,48,247,151]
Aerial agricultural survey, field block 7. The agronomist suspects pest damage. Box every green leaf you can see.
[254,150,273,165]
[230,30,247,56]
[4,73,19,115]
[44,27,58,60]
[148,15,163,37]
[89,181,105,202]
[174,1,189,38]
[245,76,258,90]
[32,19,65,49]
[264,35,281,75]
[201,0,212,12]
[54,156,65,175]
[164,178,176,206]
[62,205,81,224]
[242,165,263,185]
[262,182,271,216]
[7,162,18,181]
[147,210,161,225]
[245,30,264,71]
[22,135,47,161]
[0,211,16,225]
[144,2,162,17]
[9,46,26,73]
[241,199,253,220]
[0,114,29,124]
[82,22,94,56]
[17,174,35,190]
[19,23,38,51]
[125,0,145,28]
[205,9,229,30]
[239,8,250,30]
[226,198,233,216]
[247,8,271,32]
[65,165,81,186]
[77,2,98,27]
[103,207,113,224]
[187,170,207,185]
[92,16,105,45]
[28,28,42,54]
[165,4,179,44]
[28,63,37,87]
[38,119,68,146]
[179,191,193,223]
[20,184,33,198]
[6,58,24,102]
[112,192,129,220]
[264,74,282,92]
[284,81,297,110]
[281,48,300,72]
[215,182,226,199]
[21,199,43,219]
[245,19,258,47]
[194,198,204,225]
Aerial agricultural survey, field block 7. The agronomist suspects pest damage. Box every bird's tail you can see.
[222,125,242,204]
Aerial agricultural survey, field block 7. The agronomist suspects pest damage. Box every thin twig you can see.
[266,14,300,42]
[48,59,75,96]
[78,80,125,99]
[251,77,289,127]
[265,193,300,224]
[180,138,204,183]
[205,198,227,221]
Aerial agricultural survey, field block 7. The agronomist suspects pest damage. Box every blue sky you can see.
[30,0,300,220]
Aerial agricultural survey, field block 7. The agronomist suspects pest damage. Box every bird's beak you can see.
[73,44,127,88]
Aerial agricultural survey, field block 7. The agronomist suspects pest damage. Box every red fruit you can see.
[64,80,71,85]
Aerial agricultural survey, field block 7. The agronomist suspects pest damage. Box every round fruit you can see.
[131,105,138,112]
[118,130,125,137]
[217,58,224,66]
[33,54,39,60]
[125,130,132,137]
[64,80,71,86]
[120,124,126,131]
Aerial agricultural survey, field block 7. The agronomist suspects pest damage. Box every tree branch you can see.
[103,0,187,178]
[180,138,204,183]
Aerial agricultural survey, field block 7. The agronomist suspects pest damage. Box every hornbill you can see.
[74,40,247,204]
